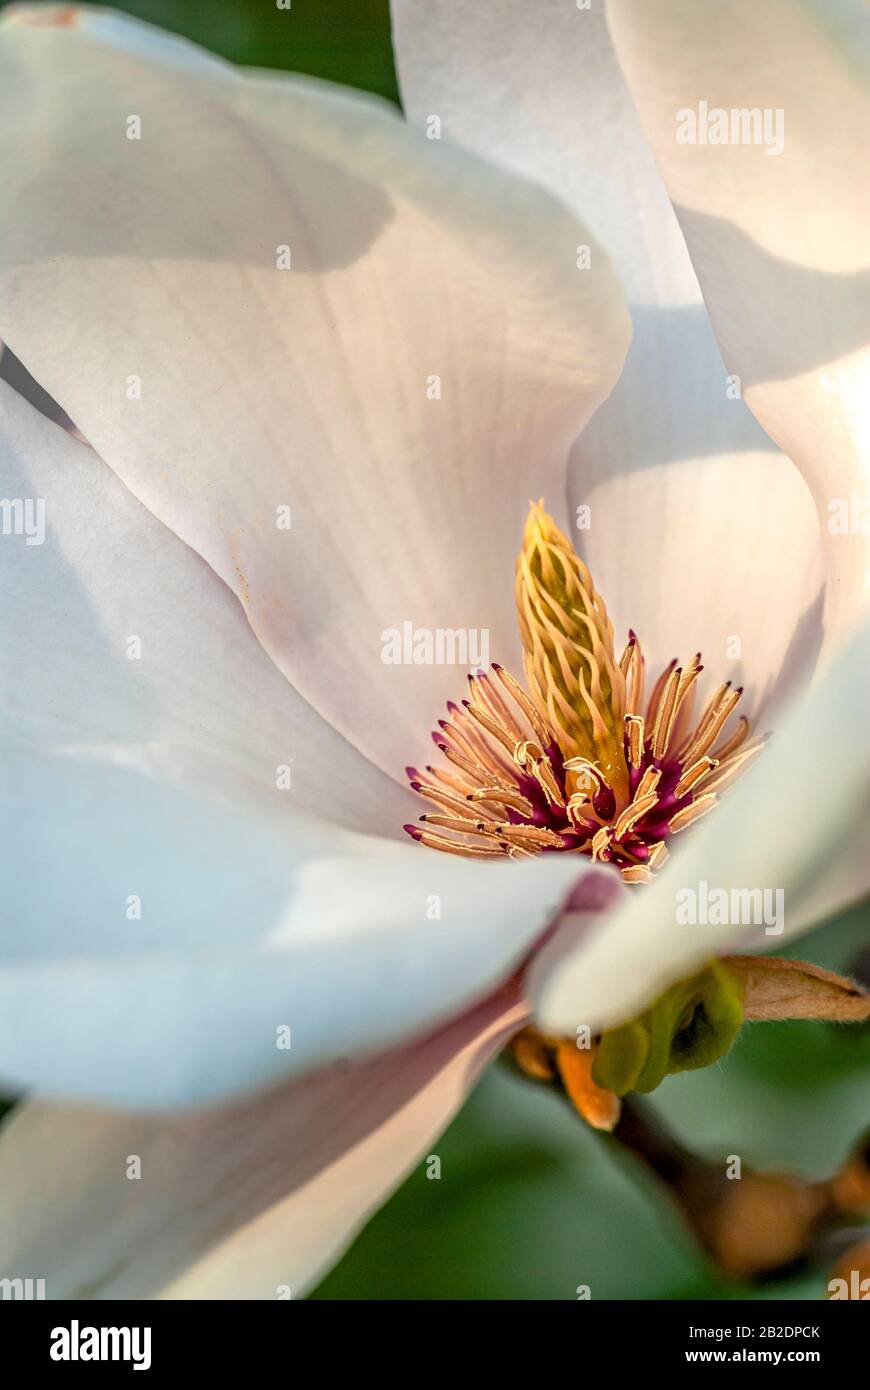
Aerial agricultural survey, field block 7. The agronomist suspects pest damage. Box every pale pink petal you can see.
[0,7,629,781]
[0,734,588,1109]
[0,379,408,832]
[0,372,608,1113]
[575,448,823,718]
[0,992,526,1299]
[607,0,870,653]
[391,0,825,700]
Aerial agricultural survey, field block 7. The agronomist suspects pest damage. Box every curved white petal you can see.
[607,0,870,650]
[575,448,823,716]
[391,0,823,698]
[0,744,590,1107]
[0,992,524,1299]
[0,388,607,1112]
[392,0,692,306]
[0,380,410,833]
[0,5,629,782]
[531,617,870,1035]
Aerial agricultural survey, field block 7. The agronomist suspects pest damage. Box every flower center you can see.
[405,501,764,884]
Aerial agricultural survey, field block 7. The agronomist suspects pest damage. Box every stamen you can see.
[625,713,645,769]
[466,786,536,816]
[492,662,553,745]
[420,814,494,836]
[471,671,525,740]
[404,501,764,880]
[436,742,500,789]
[647,842,669,871]
[709,715,752,762]
[404,825,503,858]
[668,656,703,750]
[425,763,480,798]
[625,632,646,715]
[674,756,718,799]
[591,826,613,861]
[651,665,682,758]
[677,681,731,760]
[634,765,662,802]
[410,780,495,819]
[621,864,653,884]
[613,792,659,841]
[696,739,766,795]
[646,658,678,733]
[516,742,566,810]
[566,794,595,829]
[669,794,718,834]
[681,687,742,765]
[448,713,517,783]
[491,823,569,850]
[463,698,517,756]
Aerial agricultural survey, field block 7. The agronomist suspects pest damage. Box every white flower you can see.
[0,1,867,1298]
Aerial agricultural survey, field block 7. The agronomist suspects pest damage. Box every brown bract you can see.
[725,955,870,1022]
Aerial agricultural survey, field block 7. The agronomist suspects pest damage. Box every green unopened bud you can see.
[593,961,744,1097]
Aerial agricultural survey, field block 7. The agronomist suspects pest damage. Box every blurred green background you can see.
[3,0,867,1301]
[314,902,870,1300]
[0,0,403,103]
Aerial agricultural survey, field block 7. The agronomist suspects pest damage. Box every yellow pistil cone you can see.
[515,501,627,795]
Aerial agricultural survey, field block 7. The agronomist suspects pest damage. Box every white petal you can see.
[0,380,410,833]
[0,383,608,1111]
[0,7,629,781]
[607,0,870,649]
[531,618,870,1034]
[0,992,525,1299]
[391,0,824,699]
[0,744,589,1107]
[392,0,692,305]
[574,448,823,716]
